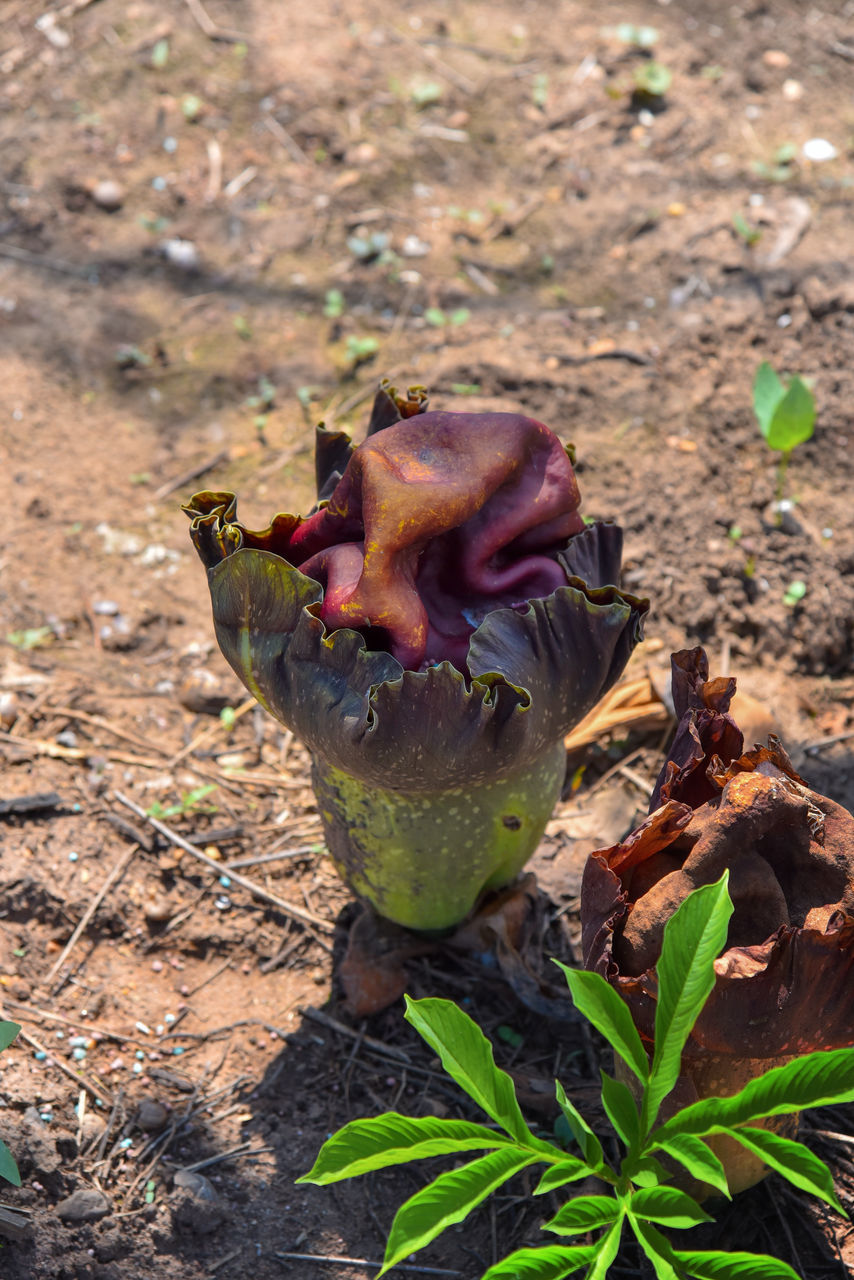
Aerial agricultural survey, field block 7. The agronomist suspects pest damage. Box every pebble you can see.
[160,238,199,270]
[178,668,235,715]
[144,896,173,924]
[56,730,78,749]
[137,1098,169,1131]
[0,691,19,729]
[171,1168,226,1235]
[90,179,124,212]
[802,138,838,162]
[55,1188,112,1224]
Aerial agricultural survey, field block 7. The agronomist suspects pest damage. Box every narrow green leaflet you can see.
[630,1218,680,1280]
[0,1137,21,1187]
[753,361,785,436]
[765,377,815,452]
[380,1146,538,1276]
[555,964,648,1086]
[544,1194,621,1236]
[672,1250,800,1279]
[297,1113,513,1184]
[654,1047,854,1141]
[630,1185,712,1229]
[481,1243,596,1279]
[722,1125,845,1214]
[644,874,733,1131]
[534,1158,593,1195]
[584,1217,623,1280]
[0,1021,21,1053]
[653,1133,730,1199]
[555,1079,604,1170]
[404,996,535,1145]
[600,1071,641,1150]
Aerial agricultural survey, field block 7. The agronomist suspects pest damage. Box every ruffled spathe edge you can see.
[184,491,647,791]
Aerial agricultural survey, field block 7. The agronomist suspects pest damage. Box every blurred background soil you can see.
[1,1,853,1277]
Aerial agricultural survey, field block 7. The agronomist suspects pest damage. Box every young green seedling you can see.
[299,874,854,1279]
[0,1022,22,1187]
[752,361,815,522]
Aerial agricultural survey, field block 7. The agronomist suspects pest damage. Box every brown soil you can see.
[1,1,853,1277]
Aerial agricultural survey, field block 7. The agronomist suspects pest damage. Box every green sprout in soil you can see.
[0,1022,22,1187]
[752,361,816,522]
[300,874,854,1280]
[146,784,217,821]
[783,579,807,608]
[633,61,672,99]
[732,212,761,247]
[323,288,345,319]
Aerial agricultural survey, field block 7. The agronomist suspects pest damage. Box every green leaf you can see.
[653,1133,730,1199]
[723,1125,845,1215]
[0,1137,21,1187]
[404,997,537,1146]
[584,1218,623,1280]
[482,1244,596,1279]
[534,1158,593,1195]
[379,1146,538,1276]
[644,874,733,1130]
[753,362,785,436]
[544,1194,621,1236]
[630,1185,713,1228]
[555,964,648,1086]
[765,376,815,452]
[630,1219,680,1280]
[600,1072,641,1150]
[297,1112,514,1184]
[655,1048,854,1141]
[628,1155,670,1187]
[555,1080,605,1170]
[0,1021,21,1053]
[672,1250,800,1279]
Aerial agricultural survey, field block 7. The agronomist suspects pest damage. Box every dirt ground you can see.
[2,0,854,1277]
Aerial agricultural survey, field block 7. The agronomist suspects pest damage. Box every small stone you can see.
[144,895,173,924]
[160,238,199,271]
[55,1188,112,1224]
[171,1169,226,1235]
[802,137,838,162]
[90,179,125,212]
[178,668,234,715]
[782,78,803,101]
[56,730,78,748]
[0,691,19,729]
[762,49,791,69]
[136,1098,169,1131]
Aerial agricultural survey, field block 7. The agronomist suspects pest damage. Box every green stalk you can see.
[311,741,567,932]
[774,448,791,522]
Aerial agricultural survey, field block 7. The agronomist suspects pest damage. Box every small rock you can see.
[55,1187,112,1224]
[55,729,78,748]
[171,1169,226,1235]
[762,49,791,69]
[90,179,125,212]
[136,1098,169,1131]
[0,690,19,729]
[178,668,235,716]
[160,238,200,271]
[802,137,838,162]
[143,895,174,924]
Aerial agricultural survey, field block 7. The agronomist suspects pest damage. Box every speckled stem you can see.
[311,740,567,933]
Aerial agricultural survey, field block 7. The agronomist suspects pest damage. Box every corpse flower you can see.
[582,647,854,1192]
[185,383,646,932]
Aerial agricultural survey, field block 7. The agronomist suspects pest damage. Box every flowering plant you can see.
[186,383,646,931]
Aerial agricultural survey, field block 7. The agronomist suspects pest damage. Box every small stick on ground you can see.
[153,448,229,502]
[301,1006,411,1063]
[45,843,139,989]
[184,0,249,43]
[112,790,333,934]
[275,1254,464,1277]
